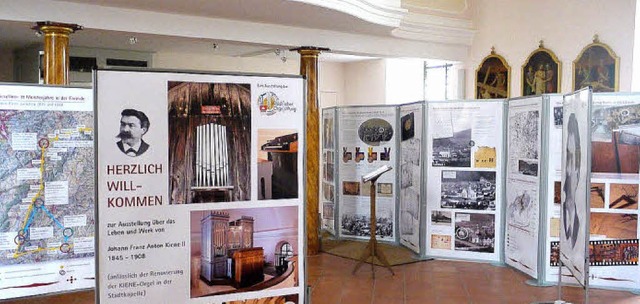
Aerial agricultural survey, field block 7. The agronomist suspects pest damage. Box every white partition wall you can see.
[544,93,640,290]
[399,102,424,254]
[0,84,95,300]
[504,96,544,278]
[95,70,306,304]
[321,107,337,235]
[337,106,397,241]
[425,100,505,262]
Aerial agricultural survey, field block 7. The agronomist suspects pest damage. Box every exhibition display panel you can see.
[322,93,639,293]
[425,101,505,262]
[321,107,337,235]
[0,84,95,300]
[337,106,398,242]
[542,92,640,290]
[504,95,544,278]
[95,70,306,304]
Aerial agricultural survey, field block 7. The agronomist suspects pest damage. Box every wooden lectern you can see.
[352,166,395,278]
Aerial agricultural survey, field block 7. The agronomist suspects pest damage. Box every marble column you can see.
[292,46,328,255]
[32,21,82,85]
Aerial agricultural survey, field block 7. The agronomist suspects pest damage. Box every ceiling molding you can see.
[1,0,469,60]
[403,0,469,15]
[289,0,407,28]
[391,12,475,46]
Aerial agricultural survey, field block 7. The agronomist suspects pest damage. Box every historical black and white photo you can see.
[455,213,495,253]
[432,127,472,167]
[440,170,496,210]
[518,159,539,176]
[431,210,452,226]
[341,213,393,239]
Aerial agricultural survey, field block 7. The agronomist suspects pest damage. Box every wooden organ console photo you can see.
[200,211,262,287]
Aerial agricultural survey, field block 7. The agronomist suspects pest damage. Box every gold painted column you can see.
[292,46,328,255]
[32,21,82,85]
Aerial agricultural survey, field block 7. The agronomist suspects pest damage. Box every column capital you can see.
[32,21,83,36]
[290,46,330,57]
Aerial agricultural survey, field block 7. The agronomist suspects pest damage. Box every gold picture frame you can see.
[522,41,561,96]
[476,47,510,99]
[573,35,620,92]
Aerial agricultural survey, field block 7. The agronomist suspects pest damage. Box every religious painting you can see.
[573,36,619,92]
[476,49,510,99]
[522,44,561,96]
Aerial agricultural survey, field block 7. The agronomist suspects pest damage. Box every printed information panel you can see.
[337,106,397,241]
[321,108,337,235]
[545,93,640,290]
[425,101,504,262]
[505,96,543,278]
[399,103,423,253]
[96,70,305,304]
[0,84,94,300]
[559,88,592,287]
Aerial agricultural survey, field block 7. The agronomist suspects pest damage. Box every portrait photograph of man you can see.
[117,108,150,157]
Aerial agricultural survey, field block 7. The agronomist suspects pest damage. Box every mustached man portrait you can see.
[117,109,150,157]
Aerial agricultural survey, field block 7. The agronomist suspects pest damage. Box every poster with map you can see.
[505,96,542,278]
[0,84,94,300]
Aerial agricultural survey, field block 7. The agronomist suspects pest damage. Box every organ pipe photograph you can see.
[168,81,251,204]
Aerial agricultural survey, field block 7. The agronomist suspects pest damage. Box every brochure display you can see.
[95,70,306,303]
[399,103,424,254]
[321,108,337,235]
[0,84,95,300]
[337,106,397,241]
[505,96,543,278]
[425,101,505,262]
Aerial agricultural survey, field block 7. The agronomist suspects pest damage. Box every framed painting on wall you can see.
[573,35,619,92]
[476,47,510,99]
[522,41,561,96]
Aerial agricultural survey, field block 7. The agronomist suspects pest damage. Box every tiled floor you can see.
[307,253,640,304]
[5,253,640,303]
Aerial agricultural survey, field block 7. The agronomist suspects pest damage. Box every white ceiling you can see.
[56,0,397,36]
[0,19,379,63]
[0,0,471,62]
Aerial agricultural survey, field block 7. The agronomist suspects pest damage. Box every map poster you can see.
[399,103,423,253]
[505,96,543,278]
[0,84,94,300]
[321,108,336,235]
[425,101,504,262]
[96,70,305,304]
[560,88,592,287]
[337,106,396,241]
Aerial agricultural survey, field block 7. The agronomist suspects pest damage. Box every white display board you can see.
[337,106,397,241]
[545,93,640,290]
[0,84,95,300]
[96,70,305,304]
[559,88,591,287]
[399,103,423,253]
[425,101,505,262]
[321,108,337,235]
[505,96,543,278]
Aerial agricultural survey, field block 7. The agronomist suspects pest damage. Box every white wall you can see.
[0,48,15,82]
[153,52,299,75]
[466,0,637,98]
[319,61,345,108]
[342,59,386,105]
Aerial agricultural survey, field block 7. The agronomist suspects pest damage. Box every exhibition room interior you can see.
[2,0,640,304]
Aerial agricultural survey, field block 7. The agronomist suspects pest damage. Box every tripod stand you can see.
[352,176,394,278]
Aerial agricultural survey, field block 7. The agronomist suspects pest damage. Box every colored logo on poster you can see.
[257,92,296,115]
